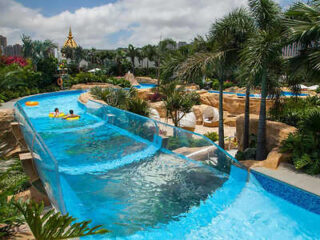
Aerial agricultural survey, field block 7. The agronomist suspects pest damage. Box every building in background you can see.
[0,35,7,55]
[4,43,23,57]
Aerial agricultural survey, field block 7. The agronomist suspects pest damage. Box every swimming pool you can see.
[208,90,309,97]
[15,91,320,239]
[134,83,157,89]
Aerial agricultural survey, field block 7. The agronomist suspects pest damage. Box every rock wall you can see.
[71,83,120,90]
[236,114,297,153]
[136,76,158,84]
[124,72,139,85]
[200,92,274,115]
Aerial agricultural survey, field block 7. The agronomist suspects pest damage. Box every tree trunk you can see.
[218,79,225,149]
[256,70,267,160]
[243,85,250,150]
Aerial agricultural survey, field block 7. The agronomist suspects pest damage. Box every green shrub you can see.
[316,86,320,94]
[280,109,320,175]
[268,96,320,127]
[166,135,208,150]
[211,79,234,90]
[127,97,150,117]
[235,148,257,161]
[204,132,219,142]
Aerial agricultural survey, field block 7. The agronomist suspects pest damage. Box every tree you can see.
[127,44,137,74]
[159,81,199,127]
[240,0,284,160]
[142,44,157,69]
[284,1,320,84]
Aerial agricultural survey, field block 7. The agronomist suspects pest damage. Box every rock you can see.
[236,114,297,154]
[136,76,158,84]
[199,92,274,115]
[78,92,106,105]
[137,88,153,100]
[10,186,51,206]
[224,117,237,127]
[71,83,120,90]
[192,104,210,125]
[124,72,139,85]
[240,147,291,170]
[185,84,200,90]
[149,101,167,118]
[0,109,14,131]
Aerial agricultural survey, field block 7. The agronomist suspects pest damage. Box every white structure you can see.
[203,107,219,127]
[179,112,196,130]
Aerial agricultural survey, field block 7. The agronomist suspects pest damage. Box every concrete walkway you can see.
[0,98,19,109]
[253,163,320,196]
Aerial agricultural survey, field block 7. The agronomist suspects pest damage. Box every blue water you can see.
[134,83,157,89]
[18,91,320,240]
[209,90,309,97]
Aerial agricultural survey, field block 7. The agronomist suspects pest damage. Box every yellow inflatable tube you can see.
[49,112,65,118]
[65,116,80,121]
[25,101,39,106]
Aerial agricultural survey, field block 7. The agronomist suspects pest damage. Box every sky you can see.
[0,0,299,49]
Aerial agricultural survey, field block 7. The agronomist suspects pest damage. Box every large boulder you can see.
[236,114,297,154]
[0,109,14,131]
[200,92,274,115]
[192,104,210,125]
[124,72,139,86]
[149,101,167,118]
[136,76,158,84]
[137,88,153,100]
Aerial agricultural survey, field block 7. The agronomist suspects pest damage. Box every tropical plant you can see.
[13,200,109,240]
[159,82,198,127]
[204,132,219,142]
[281,109,320,174]
[127,44,138,74]
[239,0,284,160]
[284,1,320,84]
[127,97,150,117]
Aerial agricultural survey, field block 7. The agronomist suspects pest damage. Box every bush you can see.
[280,109,320,175]
[211,79,234,90]
[204,132,219,142]
[235,148,257,161]
[268,96,320,127]
[127,97,150,117]
[316,86,320,94]
[148,92,164,102]
[69,73,131,88]
[166,135,208,150]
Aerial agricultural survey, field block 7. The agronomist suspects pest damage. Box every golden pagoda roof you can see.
[63,27,77,48]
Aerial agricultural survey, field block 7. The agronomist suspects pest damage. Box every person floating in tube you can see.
[63,110,80,119]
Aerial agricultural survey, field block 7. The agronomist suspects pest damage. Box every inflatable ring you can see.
[65,116,80,121]
[25,101,39,106]
[49,112,65,118]
[57,77,63,87]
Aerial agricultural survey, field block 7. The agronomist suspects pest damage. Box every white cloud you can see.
[0,0,247,49]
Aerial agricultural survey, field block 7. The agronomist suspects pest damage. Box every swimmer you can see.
[53,108,60,117]
[63,110,80,119]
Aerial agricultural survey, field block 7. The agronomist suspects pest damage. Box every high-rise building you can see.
[0,35,7,55]
[4,44,23,57]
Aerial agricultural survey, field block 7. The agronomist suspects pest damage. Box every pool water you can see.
[208,90,309,97]
[17,91,320,240]
[134,83,157,89]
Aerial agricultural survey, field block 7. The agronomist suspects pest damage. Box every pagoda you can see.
[63,27,77,48]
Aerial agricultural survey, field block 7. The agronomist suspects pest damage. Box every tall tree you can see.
[241,0,284,160]
[127,44,137,74]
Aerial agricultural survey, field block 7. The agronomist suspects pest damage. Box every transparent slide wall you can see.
[15,94,244,218]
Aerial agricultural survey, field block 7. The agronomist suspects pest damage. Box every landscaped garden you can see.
[1,0,320,239]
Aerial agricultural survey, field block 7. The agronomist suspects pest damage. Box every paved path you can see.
[253,163,320,196]
[0,98,19,109]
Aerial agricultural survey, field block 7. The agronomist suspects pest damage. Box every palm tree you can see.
[284,1,320,82]
[127,44,137,74]
[177,8,254,149]
[114,49,126,75]
[240,0,284,160]
[142,44,157,69]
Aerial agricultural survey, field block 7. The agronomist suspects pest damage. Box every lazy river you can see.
[15,90,320,239]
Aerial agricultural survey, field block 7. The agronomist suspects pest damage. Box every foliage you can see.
[235,148,257,161]
[13,200,109,240]
[204,132,219,142]
[127,97,150,117]
[166,135,208,151]
[91,87,150,116]
[0,158,30,237]
[281,109,320,174]
[69,73,131,88]
[148,92,164,102]
[0,56,28,67]
[159,82,199,127]
[211,79,234,90]
[268,96,320,127]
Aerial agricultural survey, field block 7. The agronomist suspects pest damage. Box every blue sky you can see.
[0,0,308,49]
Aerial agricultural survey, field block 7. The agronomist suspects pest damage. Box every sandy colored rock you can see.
[224,117,237,127]
[78,92,106,105]
[200,92,274,115]
[137,88,153,100]
[71,83,119,90]
[0,109,14,131]
[124,72,139,85]
[149,101,167,118]
[236,114,297,154]
[9,186,50,206]
[192,104,211,125]
[136,76,158,84]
